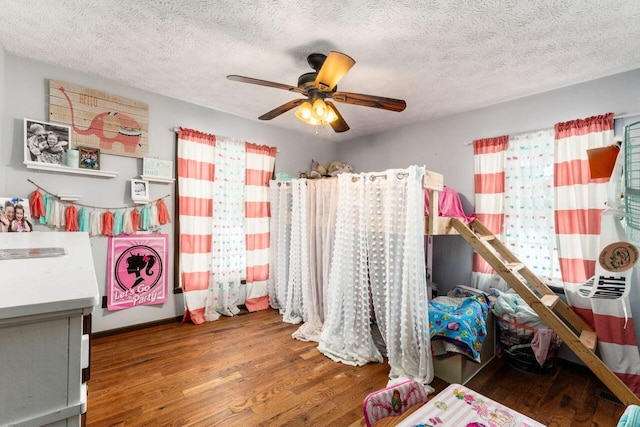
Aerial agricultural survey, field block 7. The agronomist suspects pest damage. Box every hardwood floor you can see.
[87,308,625,426]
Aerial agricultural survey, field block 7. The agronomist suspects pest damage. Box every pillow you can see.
[362,379,429,426]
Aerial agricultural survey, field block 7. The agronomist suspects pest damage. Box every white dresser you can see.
[0,232,99,427]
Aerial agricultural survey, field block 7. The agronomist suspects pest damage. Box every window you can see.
[503,129,562,287]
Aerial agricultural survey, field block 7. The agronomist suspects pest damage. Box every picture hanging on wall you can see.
[0,196,32,232]
[106,234,169,310]
[78,146,100,170]
[23,118,70,166]
[142,157,174,181]
[131,179,150,202]
[48,79,149,159]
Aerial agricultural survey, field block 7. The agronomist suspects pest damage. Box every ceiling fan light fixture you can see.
[312,99,327,117]
[295,99,336,126]
[295,101,313,121]
[324,106,338,124]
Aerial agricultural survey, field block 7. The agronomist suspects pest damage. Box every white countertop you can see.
[0,232,100,320]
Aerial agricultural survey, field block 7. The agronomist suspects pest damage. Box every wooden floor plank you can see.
[87,308,626,426]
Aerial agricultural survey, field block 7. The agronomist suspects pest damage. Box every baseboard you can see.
[92,305,252,338]
[92,316,182,339]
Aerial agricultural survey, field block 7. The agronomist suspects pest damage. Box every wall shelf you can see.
[57,194,82,202]
[140,175,175,184]
[24,161,118,178]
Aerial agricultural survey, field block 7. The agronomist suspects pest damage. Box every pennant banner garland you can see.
[28,180,171,237]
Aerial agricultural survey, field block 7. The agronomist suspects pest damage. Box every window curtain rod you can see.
[170,127,280,152]
[464,111,640,146]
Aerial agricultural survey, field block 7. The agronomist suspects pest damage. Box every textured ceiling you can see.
[1,0,640,142]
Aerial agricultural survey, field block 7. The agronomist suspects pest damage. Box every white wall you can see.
[1,54,338,332]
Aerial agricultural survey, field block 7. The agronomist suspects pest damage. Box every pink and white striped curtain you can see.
[244,142,277,312]
[472,135,508,291]
[554,113,640,395]
[177,128,216,324]
[178,129,277,323]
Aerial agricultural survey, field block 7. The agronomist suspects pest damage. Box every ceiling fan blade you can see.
[314,51,355,92]
[332,91,406,112]
[227,75,306,95]
[326,101,349,133]
[258,99,306,120]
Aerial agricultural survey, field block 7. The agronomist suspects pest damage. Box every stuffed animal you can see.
[308,159,322,179]
[327,160,353,176]
[316,162,327,176]
[301,159,354,179]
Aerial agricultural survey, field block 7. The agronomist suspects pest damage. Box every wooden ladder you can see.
[451,217,640,407]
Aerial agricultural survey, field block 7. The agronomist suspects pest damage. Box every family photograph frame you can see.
[78,146,101,170]
[24,118,71,166]
[0,196,32,233]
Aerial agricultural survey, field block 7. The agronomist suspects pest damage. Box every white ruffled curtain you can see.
[318,173,375,364]
[367,167,432,382]
[268,178,339,341]
[283,179,308,324]
[318,166,433,384]
[268,181,292,313]
[293,179,339,341]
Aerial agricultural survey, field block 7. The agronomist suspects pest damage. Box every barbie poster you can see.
[107,234,168,310]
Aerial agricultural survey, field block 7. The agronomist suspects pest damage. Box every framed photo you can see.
[0,196,32,232]
[78,146,100,170]
[24,118,71,165]
[131,179,150,202]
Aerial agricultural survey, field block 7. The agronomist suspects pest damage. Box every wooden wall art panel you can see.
[49,80,149,158]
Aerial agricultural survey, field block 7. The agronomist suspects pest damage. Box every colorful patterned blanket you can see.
[397,383,545,426]
[429,293,491,362]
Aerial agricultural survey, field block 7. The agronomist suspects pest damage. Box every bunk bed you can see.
[421,170,640,407]
[421,171,496,385]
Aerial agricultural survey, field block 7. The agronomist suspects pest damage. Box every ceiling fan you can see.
[227,51,406,133]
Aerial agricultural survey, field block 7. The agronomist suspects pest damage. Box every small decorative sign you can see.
[142,158,173,181]
[107,234,168,310]
[578,211,640,300]
[598,241,639,272]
